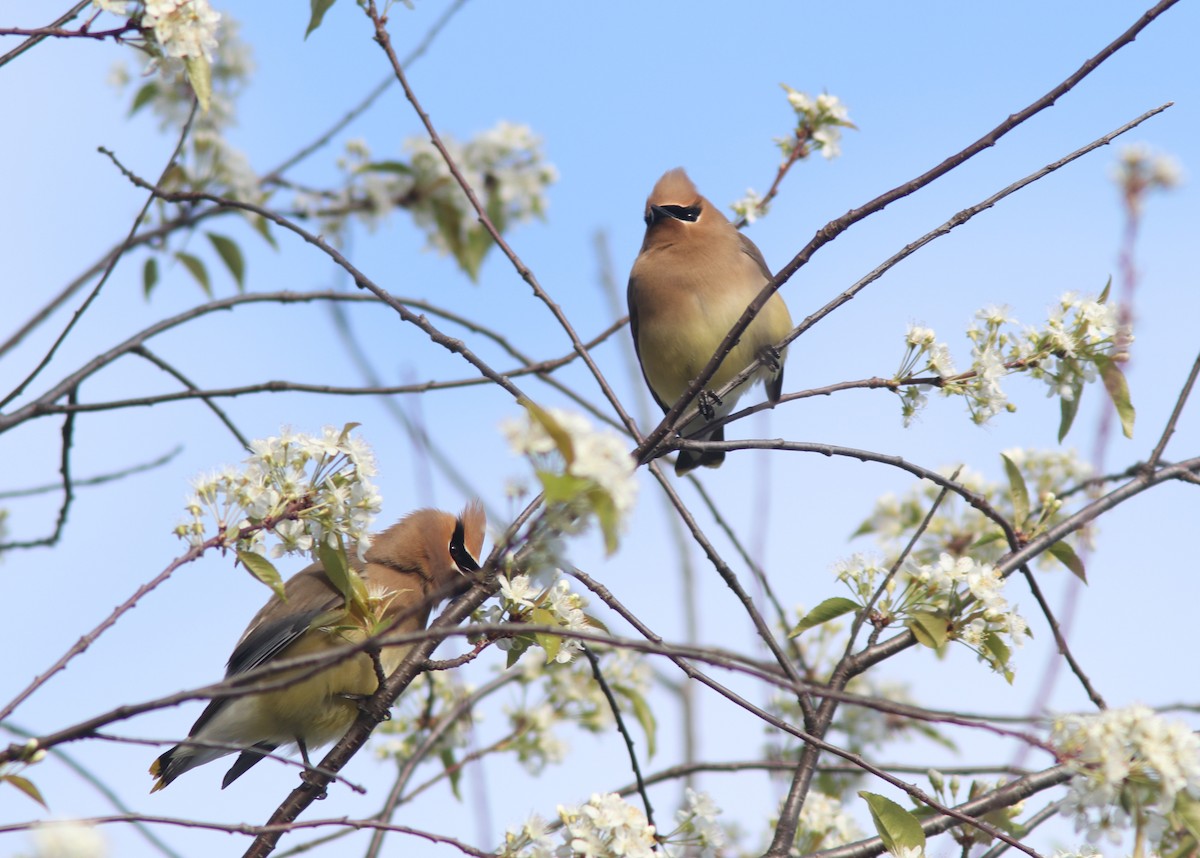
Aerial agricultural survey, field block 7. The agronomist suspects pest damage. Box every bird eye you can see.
[661,204,700,222]
[449,519,481,573]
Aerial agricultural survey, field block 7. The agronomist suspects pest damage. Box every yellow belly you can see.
[246,627,409,746]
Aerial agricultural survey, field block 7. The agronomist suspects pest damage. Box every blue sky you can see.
[2,1,1198,855]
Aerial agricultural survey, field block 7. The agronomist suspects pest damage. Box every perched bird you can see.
[627,168,792,475]
[149,502,486,791]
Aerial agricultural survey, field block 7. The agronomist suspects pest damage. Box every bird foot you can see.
[338,691,391,720]
[698,389,722,420]
[300,769,328,800]
[758,344,782,372]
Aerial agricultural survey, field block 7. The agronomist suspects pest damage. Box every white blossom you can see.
[29,820,108,858]
[143,0,220,62]
[174,425,381,557]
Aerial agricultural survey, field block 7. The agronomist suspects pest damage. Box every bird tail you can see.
[149,742,229,792]
[675,424,726,476]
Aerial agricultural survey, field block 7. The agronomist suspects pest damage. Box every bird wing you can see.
[626,273,672,414]
[181,569,343,740]
[225,569,343,676]
[737,232,774,282]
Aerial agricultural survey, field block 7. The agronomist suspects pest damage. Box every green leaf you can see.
[439,747,462,800]
[2,774,47,809]
[1094,354,1135,439]
[982,632,1014,684]
[999,453,1030,528]
[1173,792,1200,842]
[581,612,610,634]
[237,550,285,600]
[589,486,621,555]
[625,688,657,758]
[251,215,279,249]
[319,535,369,616]
[521,398,576,464]
[859,791,927,855]
[460,225,492,282]
[305,0,338,38]
[130,81,159,116]
[484,180,507,232]
[174,251,211,297]
[183,55,213,113]
[850,517,875,538]
[907,611,948,649]
[142,256,159,299]
[505,638,532,669]
[206,233,246,291]
[530,607,561,663]
[788,597,860,638]
[1056,360,1085,443]
[1048,540,1087,583]
[537,471,591,505]
[1098,275,1113,305]
[363,160,414,175]
[1058,388,1083,441]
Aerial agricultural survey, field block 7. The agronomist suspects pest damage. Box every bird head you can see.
[365,501,485,595]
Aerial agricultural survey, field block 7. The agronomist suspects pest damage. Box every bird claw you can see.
[300,770,328,799]
[698,389,722,420]
[338,691,390,720]
[758,344,782,372]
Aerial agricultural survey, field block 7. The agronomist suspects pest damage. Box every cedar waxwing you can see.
[149,502,486,791]
[627,168,793,475]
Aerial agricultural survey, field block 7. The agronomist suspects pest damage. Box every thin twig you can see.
[583,645,656,830]
[131,345,250,449]
[0,1,90,68]
[0,446,180,500]
[1147,348,1200,469]
[364,2,640,442]
[1018,566,1106,710]
[0,103,198,411]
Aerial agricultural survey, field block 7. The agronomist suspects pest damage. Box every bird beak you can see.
[647,204,673,225]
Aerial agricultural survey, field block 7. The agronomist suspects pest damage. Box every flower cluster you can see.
[668,789,726,858]
[855,450,1094,571]
[502,403,638,554]
[481,574,595,665]
[141,0,220,63]
[896,291,1131,434]
[558,793,657,858]
[1112,143,1183,216]
[793,791,864,853]
[95,0,220,61]
[107,14,256,195]
[27,819,109,858]
[295,123,556,277]
[820,549,1029,679]
[904,553,1029,677]
[524,648,653,733]
[496,794,659,858]
[926,770,1025,849]
[1053,705,1200,847]
[174,424,382,559]
[93,0,222,110]
[779,86,855,161]
[498,647,654,774]
[373,672,476,764]
[497,813,558,858]
[731,188,767,225]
